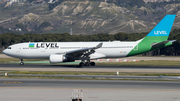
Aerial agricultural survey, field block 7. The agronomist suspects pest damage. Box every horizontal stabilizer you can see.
[151,40,176,48]
[169,40,176,43]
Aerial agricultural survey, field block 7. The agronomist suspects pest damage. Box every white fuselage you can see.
[3,41,140,59]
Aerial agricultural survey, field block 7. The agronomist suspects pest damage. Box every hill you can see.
[0,0,180,34]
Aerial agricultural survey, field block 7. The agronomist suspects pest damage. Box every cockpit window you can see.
[7,47,11,49]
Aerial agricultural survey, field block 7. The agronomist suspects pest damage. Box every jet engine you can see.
[49,54,67,63]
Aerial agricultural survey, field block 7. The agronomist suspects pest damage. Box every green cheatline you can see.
[10,61,80,64]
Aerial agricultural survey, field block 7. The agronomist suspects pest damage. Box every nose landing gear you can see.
[20,59,24,65]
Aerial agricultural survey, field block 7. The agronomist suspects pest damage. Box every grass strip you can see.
[0,75,176,81]
[7,71,116,75]
[97,60,180,66]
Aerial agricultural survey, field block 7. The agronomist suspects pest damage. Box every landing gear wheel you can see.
[20,58,24,65]
[90,62,95,66]
[79,62,84,67]
[20,62,24,65]
[85,62,90,66]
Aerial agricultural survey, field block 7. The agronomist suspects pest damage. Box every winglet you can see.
[94,43,103,49]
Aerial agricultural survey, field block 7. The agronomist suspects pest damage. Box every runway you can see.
[0,78,180,89]
[0,78,180,101]
[1,64,180,69]
[1,64,180,73]
[0,78,179,89]
[1,64,180,100]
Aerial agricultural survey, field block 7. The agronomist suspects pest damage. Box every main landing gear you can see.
[20,58,24,65]
[79,61,95,67]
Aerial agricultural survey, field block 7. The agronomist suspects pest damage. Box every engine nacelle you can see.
[49,54,67,63]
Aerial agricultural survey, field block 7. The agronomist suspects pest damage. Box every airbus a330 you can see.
[3,15,176,67]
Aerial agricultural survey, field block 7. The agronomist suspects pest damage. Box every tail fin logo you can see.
[154,31,167,35]
[29,43,35,48]
[147,15,176,37]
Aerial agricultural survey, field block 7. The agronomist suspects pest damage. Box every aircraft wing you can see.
[151,40,176,49]
[65,43,103,58]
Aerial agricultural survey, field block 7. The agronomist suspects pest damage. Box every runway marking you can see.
[88,97,99,98]
[3,81,22,84]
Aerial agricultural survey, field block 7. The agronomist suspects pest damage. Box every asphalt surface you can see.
[1,78,180,89]
[1,64,180,69]
[1,77,180,101]
[0,74,167,80]
[1,78,180,101]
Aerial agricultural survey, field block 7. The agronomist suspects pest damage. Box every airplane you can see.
[3,15,176,67]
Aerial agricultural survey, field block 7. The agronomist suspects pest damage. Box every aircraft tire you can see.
[79,62,84,67]
[90,62,95,66]
[20,62,24,65]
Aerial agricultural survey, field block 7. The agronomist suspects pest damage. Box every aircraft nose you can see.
[2,49,7,54]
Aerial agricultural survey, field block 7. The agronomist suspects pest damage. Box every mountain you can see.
[0,0,180,34]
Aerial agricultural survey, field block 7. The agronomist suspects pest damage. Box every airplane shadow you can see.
[48,64,83,68]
